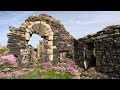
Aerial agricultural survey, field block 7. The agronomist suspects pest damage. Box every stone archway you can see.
[7,14,75,67]
[23,21,54,61]
[7,17,55,67]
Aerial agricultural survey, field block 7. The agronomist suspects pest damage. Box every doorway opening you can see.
[28,34,43,60]
[87,42,96,68]
[59,50,68,61]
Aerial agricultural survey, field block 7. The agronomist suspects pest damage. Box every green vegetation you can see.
[16,66,72,79]
[0,48,8,55]
[0,62,12,67]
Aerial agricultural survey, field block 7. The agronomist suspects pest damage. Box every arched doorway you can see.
[7,14,75,67]
[28,34,43,61]
[8,20,54,67]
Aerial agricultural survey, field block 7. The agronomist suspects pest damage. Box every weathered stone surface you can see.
[49,55,53,61]
[75,25,120,78]
[48,41,53,46]
[34,21,41,24]
[47,49,53,55]
[26,28,31,33]
[49,32,54,36]
[25,32,30,40]
[2,68,11,72]
[49,46,57,49]
[27,25,33,29]
[48,36,53,40]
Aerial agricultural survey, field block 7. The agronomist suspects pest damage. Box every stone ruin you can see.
[7,14,75,67]
[7,14,120,78]
[74,25,120,78]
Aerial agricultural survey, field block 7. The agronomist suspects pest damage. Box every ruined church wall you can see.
[75,25,120,78]
[49,21,75,62]
[26,15,75,62]
[7,14,75,66]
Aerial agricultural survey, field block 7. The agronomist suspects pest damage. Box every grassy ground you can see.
[0,48,8,55]
[15,67,72,79]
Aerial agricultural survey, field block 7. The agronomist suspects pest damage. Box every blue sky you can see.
[1,11,120,48]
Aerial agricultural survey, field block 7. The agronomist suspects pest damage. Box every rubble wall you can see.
[75,25,120,78]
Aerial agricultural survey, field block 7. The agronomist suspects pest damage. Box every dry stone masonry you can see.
[75,25,120,78]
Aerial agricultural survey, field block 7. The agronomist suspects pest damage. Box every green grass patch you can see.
[16,66,72,79]
[0,48,8,55]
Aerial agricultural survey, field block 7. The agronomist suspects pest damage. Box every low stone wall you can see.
[75,25,120,78]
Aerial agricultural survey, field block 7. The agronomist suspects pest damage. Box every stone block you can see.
[26,28,31,33]
[47,49,53,54]
[29,22,34,26]
[49,46,57,49]
[48,41,53,46]
[25,32,30,40]
[40,21,46,25]
[21,22,29,28]
[48,36,53,40]
[49,32,54,36]
[34,21,40,24]
[27,25,33,29]
[45,24,51,29]
[49,55,53,61]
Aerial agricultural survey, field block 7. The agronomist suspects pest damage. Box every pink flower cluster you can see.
[0,54,17,66]
[83,71,108,78]
[39,59,80,76]
[61,59,76,68]
[52,66,66,71]
[39,62,52,69]
[0,71,25,78]
[0,68,34,79]
[66,67,79,75]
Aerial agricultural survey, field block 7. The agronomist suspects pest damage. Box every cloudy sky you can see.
[0,11,120,47]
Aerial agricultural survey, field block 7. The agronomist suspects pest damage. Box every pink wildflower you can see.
[0,54,17,66]
[66,67,79,75]
[39,62,52,69]
[52,66,66,71]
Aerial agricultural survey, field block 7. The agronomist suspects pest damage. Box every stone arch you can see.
[23,21,54,61]
[7,20,55,67]
[7,14,75,67]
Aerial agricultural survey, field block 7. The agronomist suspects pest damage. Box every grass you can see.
[15,66,72,79]
[0,48,8,55]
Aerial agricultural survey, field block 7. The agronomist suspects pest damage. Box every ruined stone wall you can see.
[25,15,75,63]
[7,14,75,66]
[50,20,75,63]
[75,25,120,78]
[7,26,26,57]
